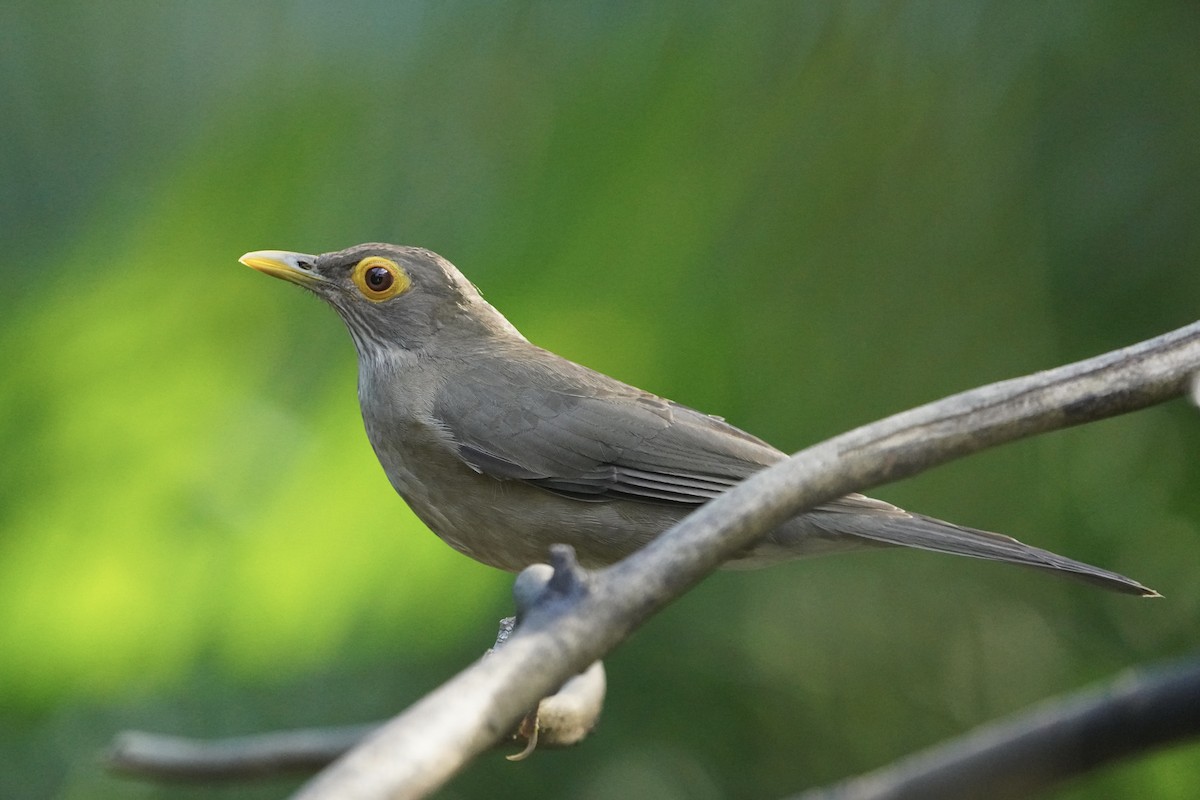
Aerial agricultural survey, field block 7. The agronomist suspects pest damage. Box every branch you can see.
[792,654,1200,800]
[287,322,1200,800]
[107,725,379,782]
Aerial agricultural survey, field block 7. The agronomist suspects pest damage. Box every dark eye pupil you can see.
[365,266,393,291]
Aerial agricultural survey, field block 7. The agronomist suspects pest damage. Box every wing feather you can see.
[434,347,783,505]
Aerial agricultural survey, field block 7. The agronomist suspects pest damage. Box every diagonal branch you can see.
[288,322,1200,800]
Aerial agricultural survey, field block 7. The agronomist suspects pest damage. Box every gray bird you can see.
[240,243,1156,596]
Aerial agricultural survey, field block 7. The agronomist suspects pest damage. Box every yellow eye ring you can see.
[352,256,411,301]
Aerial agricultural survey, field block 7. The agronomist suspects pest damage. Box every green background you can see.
[2,2,1198,798]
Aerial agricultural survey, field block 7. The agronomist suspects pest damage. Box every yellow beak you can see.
[239,250,325,287]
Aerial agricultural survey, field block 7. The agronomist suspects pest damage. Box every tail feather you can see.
[737,493,1158,596]
[843,511,1159,597]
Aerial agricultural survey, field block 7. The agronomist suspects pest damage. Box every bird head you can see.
[240,243,523,354]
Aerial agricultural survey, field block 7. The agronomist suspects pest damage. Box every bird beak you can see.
[239,250,326,287]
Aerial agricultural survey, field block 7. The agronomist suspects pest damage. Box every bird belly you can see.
[364,420,676,571]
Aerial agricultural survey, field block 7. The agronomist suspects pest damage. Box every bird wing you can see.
[433,347,785,505]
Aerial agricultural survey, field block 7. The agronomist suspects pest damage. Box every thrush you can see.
[240,243,1155,596]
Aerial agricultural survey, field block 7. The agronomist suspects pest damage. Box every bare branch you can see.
[107,725,379,782]
[791,655,1200,800]
[286,323,1200,800]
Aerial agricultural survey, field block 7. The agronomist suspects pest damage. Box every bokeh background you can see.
[2,2,1198,798]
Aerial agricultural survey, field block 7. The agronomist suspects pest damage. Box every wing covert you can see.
[433,347,783,505]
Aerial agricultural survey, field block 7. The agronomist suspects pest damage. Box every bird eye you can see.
[365,266,392,291]
[352,256,410,301]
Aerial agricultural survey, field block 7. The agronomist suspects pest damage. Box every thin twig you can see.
[107,725,379,781]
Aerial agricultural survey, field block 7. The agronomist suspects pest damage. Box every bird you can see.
[240,243,1156,596]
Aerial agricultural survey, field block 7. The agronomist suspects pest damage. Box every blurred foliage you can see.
[1,2,1198,798]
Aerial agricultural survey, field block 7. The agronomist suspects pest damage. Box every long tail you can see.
[744,493,1160,596]
[841,510,1159,596]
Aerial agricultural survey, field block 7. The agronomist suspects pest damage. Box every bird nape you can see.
[240,244,1157,597]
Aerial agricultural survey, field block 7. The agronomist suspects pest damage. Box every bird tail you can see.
[837,511,1159,597]
[734,493,1158,596]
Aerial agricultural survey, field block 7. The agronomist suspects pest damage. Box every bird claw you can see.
[506,710,540,761]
